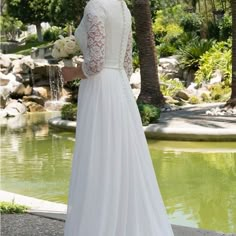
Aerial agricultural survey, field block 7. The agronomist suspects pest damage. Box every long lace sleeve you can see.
[124,30,133,80]
[81,1,106,78]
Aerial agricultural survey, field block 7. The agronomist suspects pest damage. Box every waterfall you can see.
[48,65,63,101]
[45,65,68,111]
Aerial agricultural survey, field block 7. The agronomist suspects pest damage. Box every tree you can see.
[229,0,236,103]
[0,15,23,41]
[49,0,86,28]
[133,0,165,107]
[6,0,52,42]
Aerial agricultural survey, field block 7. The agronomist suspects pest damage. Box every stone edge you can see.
[48,117,236,141]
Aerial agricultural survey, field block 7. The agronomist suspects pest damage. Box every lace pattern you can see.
[124,30,133,79]
[82,2,106,77]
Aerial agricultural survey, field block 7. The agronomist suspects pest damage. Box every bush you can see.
[43,26,64,42]
[0,201,28,214]
[160,75,184,97]
[25,34,38,43]
[188,95,201,104]
[137,103,161,126]
[209,83,231,102]
[180,13,202,33]
[218,14,232,40]
[179,37,215,71]
[61,103,77,121]
[195,39,232,85]
[157,43,177,57]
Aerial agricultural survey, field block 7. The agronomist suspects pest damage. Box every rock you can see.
[12,56,34,75]
[0,95,7,108]
[33,86,51,100]
[130,71,141,88]
[24,85,33,96]
[11,83,26,97]
[21,56,35,69]
[164,96,180,105]
[0,109,7,118]
[0,86,11,100]
[183,70,195,87]
[6,54,23,61]
[0,78,10,86]
[158,56,182,79]
[175,90,190,101]
[23,95,45,106]
[0,72,17,85]
[24,101,46,112]
[12,59,24,74]
[132,88,140,99]
[209,69,222,84]
[4,100,27,116]
[0,54,12,69]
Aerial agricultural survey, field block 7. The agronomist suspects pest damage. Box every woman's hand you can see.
[61,62,87,83]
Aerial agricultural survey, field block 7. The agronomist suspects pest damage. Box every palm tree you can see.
[133,0,165,107]
[230,0,236,103]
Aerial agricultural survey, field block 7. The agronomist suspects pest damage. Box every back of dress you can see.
[65,0,175,235]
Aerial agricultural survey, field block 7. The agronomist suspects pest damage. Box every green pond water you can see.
[0,113,236,233]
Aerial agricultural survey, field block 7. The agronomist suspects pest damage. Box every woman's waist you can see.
[103,60,124,70]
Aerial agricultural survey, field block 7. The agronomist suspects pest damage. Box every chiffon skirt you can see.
[64,68,174,236]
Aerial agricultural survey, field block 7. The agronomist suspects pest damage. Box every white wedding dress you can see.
[64,0,174,235]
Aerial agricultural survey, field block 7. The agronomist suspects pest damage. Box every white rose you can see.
[52,48,60,59]
[64,41,77,55]
[59,47,69,58]
[54,39,65,48]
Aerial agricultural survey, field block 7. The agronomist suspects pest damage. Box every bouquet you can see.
[52,35,80,66]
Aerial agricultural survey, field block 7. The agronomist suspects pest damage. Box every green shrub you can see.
[43,26,67,42]
[43,26,64,42]
[201,92,211,102]
[180,13,202,33]
[61,103,77,121]
[209,83,231,102]
[218,14,232,40]
[195,39,232,85]
[179,37,215,71]
[25,34,38,43]
[157,43,177,57]
[0,201,28,214]
[160,75,184,97]
[188,95,201,104]
[137,103,161,126]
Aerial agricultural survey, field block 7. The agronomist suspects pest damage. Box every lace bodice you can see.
[75,0,133,79]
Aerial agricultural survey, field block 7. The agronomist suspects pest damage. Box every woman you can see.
[63,0,174,235]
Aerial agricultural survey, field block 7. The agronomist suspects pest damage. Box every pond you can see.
[0,113,235,233]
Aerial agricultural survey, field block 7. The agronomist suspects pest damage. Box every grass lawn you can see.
[9,41,53,55]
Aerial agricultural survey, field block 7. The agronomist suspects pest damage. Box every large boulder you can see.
[158,56,182,79]
[175,90,191,101]
[24,101,46,112]
[4,100,27,116]
[23,95,45,106]
[33,86,51,100]
[0,54,12,71]
[130,70,141,89]
[209,69,222,84]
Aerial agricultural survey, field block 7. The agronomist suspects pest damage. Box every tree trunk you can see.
[133,0,165,107]
[230,0,236,101]
[36,23,43,42]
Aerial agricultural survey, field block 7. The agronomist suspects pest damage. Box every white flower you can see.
[64,41,77,55]
[52,48,60,59]
[52,35,80,59]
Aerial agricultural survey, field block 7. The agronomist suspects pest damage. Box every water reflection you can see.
[148,141,236,233]
[0,114,235,233]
